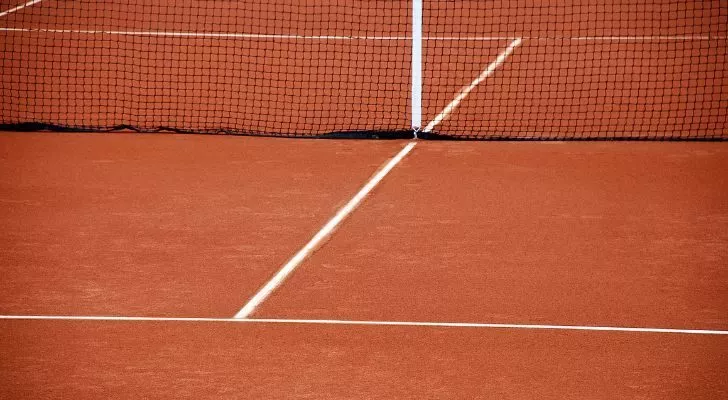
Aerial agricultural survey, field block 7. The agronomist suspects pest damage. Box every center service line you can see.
[0,0,44,18]
[423,38,522,133]
[234,142,417,319]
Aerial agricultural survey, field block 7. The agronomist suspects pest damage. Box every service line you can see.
[2,315,727,336]
[3,28,724,41]
[233,142,417,319]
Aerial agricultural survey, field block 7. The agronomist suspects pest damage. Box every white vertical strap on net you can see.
[411,0,423,132]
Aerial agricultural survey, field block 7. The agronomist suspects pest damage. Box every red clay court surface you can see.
[2,1,728,398]
[0,133,403,317]
[1,133,727,398]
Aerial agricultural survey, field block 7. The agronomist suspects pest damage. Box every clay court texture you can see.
[1,1,727,398]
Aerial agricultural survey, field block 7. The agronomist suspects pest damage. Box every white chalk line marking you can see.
[570,35,728,41]
[423,38,522,133]
[0,27,406,40]
[0,0,43,18]
[233,142,417,319]
[1,315,726,335]
[0,28,725,41]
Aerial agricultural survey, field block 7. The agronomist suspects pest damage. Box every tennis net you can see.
[1,1,726,140]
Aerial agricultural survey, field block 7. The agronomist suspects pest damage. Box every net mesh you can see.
[1,0,726,140]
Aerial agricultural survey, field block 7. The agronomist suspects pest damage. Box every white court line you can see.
[1,28,725,41]
[0,27,408,40]
[1,315,727,335]
[423,38,522,133]
[0,0,43,18]
[427,35,726,41]
[570,35,727,41]
[233,142,417,319]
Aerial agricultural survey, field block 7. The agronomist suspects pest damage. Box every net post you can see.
[411,0,423,132]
